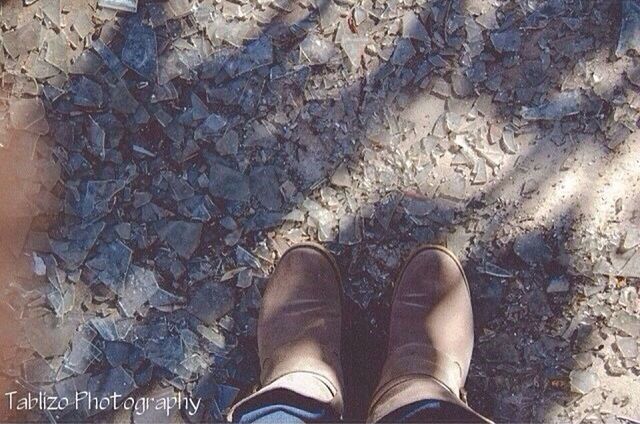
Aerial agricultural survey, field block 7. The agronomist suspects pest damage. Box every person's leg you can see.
[367,245,491,423]
[233,389,338,423]
[378,399,483,423]
[228,244,345,423]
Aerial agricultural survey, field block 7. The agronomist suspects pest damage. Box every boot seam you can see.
[368,373,461,415]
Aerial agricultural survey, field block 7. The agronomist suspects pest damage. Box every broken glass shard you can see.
[103,341,133,368]
[64,326,100,374]
[55,373,91,417]
[109,80,140,114]
[121,22,157,79]
[2,20,40,58]
[339,214,362,245]
[70,180,125,220]
[23,357,54,383]
[513,231,552,266]
[141,332,187,377]
[90,316,119,341]
[87,366,136,410]
[43,84,65,102]
[402,12,430,43]
[610,310,640,338]
[44,31,68,73]
[477,262,512,278]
[167,174,195,201]
[375,192,402,230]
[168,0,191,18]
[47,284,75,318]
[32,254,47,276]
[439,173,467,201]
[157,50,189,85]
[85,240,132,291]
[520,90,584,120]
[50,221,106,269]
[475,144,503,168]
[40,0,61,28]
[340,36,367,68]
[117,265,160,317]
[187,282,235,325]
[236,268,253,288]
[616,0,640,57]
[178,195,216,222]
[25,313,80,357]
[92,39,127,78]
[315,219,335,243]
[9,98,48,134]
[209,165,250,202]
[490,29,521,53]
[216,384,240,411]
[547,276,570,293]
[501,128,517,154]
[191,93,209,120]
[216,130,239,156]
[300,33,337,65]
[149,287,185,310]
[115,318,134,339]
[251,166,282,211]
[87,116,106,160]
[330,164,351,187]
[391,38,416,66]
[472,158,487,185]
[71,77,104,108]
[72,11,93,39]
[98,0,137,12]
[132,145,155,157]
[236,246,261,269]
[246,121,277,148]
[621,228,640,252]
[195,114,228,140]
[615,336,638,358]
[451,73,473,97]
[318,0,342,30]
[245,211,283,232]
[156,220,203,259]
[230,36,273,76]
[569,369,599,395]
[44,256,65,289]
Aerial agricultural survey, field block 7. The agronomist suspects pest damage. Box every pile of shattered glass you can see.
[1,0,639,421]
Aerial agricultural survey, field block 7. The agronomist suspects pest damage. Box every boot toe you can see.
[397,247,469,298]
[383,246,474,398]
[255,244,345,416]
[277,245,341,288]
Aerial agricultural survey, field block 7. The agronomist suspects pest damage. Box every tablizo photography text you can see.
[4,391,202,416]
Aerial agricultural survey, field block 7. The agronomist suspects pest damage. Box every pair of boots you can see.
[229,244,490,422]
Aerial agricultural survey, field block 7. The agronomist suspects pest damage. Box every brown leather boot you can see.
[229,243,344,420]
[368,245,490,423]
